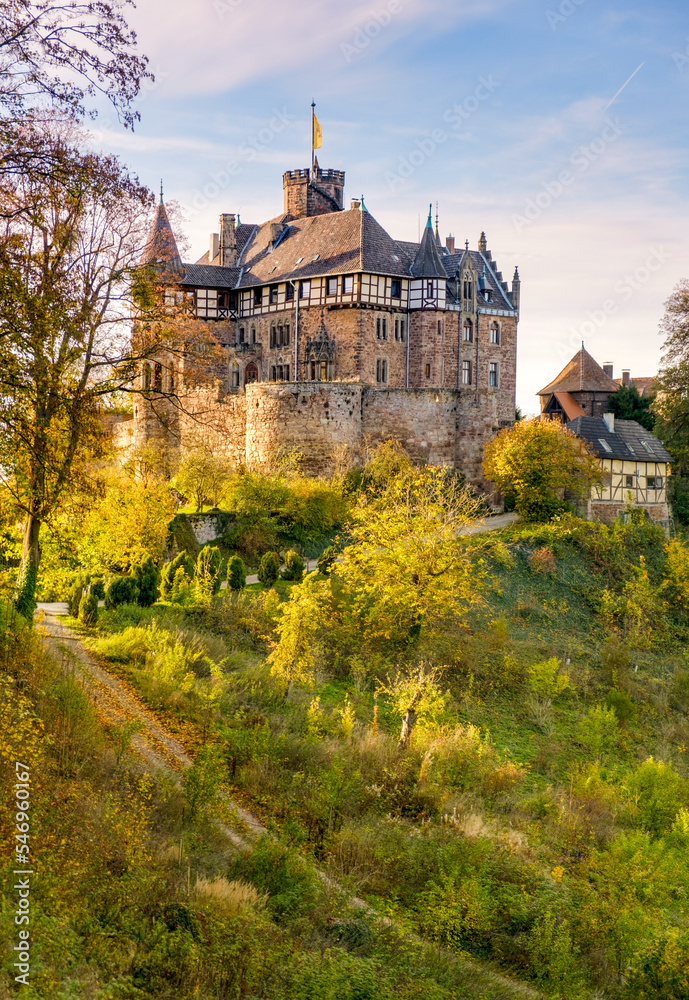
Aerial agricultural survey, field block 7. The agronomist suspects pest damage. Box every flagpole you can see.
[311,101,315,177]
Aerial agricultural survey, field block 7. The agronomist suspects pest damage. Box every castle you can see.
[124,162,520,490]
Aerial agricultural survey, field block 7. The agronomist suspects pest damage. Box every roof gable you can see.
[538,348,619,396]
[141,202,182,270]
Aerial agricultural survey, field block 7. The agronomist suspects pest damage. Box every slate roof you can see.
[195,223,258,265]
[141,202,182,270]
[443,249,516,311]
[538,348,619,396]
[410,214,448,278]
[567,416,673,463]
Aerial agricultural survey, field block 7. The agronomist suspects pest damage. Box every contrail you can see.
[605,62,644,110]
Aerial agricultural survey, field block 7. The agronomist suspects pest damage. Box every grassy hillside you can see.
[61,505,689,1000]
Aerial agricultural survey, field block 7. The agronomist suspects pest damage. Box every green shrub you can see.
[196,545,222,596]
[227,555,246,591]
[132,556,158,607]
[105,575,139,610]
[604,688,637,725]
[528,657,570,698]
[281,549,304,582]
[68,576,87,617]
[230,836,319,920]
[78,590,98,625]
[90,578,106,601]
[160,551,195,600]
[317,545,337,575]
[170,566,193,605]
[258,551,281,587]
[669,669,689,714]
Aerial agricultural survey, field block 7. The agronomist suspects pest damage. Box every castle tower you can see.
[141,185,182,272]
[283,160,345,218]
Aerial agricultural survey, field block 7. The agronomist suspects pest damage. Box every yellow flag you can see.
[312,113,322,150]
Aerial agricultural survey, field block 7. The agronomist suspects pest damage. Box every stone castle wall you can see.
[126,380,504,493]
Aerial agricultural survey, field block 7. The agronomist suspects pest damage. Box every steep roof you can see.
[443,248,516,311]
[567,416,673,463]
[410,209,448,278]
[141,201,182,270]
[195,223,257,265]
[538,348,619,397]
[614,376,657,397]
[552,391,586,420]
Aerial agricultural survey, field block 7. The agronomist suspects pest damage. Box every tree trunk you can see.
[15,514,41,618]
[397,707,417,752]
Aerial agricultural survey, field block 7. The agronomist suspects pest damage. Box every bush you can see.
[132,556,158,607]
[229,836,319,921]
[227,555,246,591]
[160,551,195,600]
[196,545,222,596]
[529,657,570,698]
[281,549,304,582]
[317,545,337,575]
[258,551,281,587]
[68,577,85,617]
[90,578,105,601]
[104,575,139,610]
[78,590,98,625]
[669,669,689,714]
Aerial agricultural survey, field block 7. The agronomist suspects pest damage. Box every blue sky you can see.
[93,0,689,412]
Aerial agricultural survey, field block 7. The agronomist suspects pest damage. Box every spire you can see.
[478,231,487,252]
[360,193,367,212]
[141,199,182,271]
[160,179,164,205]
[435,201,442,247]
[513,266,520,282]
[411,205,447,278]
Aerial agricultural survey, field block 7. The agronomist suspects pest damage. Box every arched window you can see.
[143,364,152,390]
[490,322,500,345]
[270,325,276,348]
[230,362,240,389]
[463,319,473,343]
[238,325,245,344]
[245,362,259,384]
[154,363,162,391]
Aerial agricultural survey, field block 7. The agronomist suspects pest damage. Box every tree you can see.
[608,384,656,431]
[653,281,689,522]
[483,418,602,522]
[227,555,246,591]
[160,552,194,601]
[132,555,158,607]
[173,448,234,512]
[258,551,281,588]
[0,1,151,132]
[377,664,446,751]
[0,128,215,614]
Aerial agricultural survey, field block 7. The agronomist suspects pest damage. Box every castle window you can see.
[490,322,500,345]
[463,320,473,342]
[299,280,311,298]
[277,325,283,346]
[154,363,162,392]
[230,363,240,389]
[394,319,399,341]
[391,279,401,298]
[253,287,262,306]
[271,366,276,381]
[425,364,431,378]
[376,318,381,340]
[269,285,278,304]
[463,279,472,300]
[461,360,472,385]
[270,325,276,348]
[229,291,237,309]
[489,362,499,387]
[320,361,327,381]
[169,367,175,393]
[426,280,434,298]
[239,325,245,344]
[285,282,294,301]
[284,324,290,346]
[382,318,388,341]
[376,359,388,383]
[400,320,406,342]
[245,362,258,384]
[310,361,316,380]
[647,476,662,490]
[251,326,256,344]
[437,320,442,335]
[327,277,338,295]
[343,275,354,294]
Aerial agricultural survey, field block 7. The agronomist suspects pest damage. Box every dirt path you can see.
[35,596,539,1000]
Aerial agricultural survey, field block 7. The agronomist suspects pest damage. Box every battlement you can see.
[283,166,345,218]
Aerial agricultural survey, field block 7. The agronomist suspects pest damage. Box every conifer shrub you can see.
[160,551,195,600]
[90,578,106,601]
[280,549,304,582]
[68,578,86,617]
[133,556,159,607]
[317,545,337,575]
[196,545,222,595]
[258,551,281,587]
[227,555,246,591]
[104,575,139,610]
[78,590,98,625]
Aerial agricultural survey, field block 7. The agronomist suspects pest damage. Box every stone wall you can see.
[361,388,459,467]
[587,500,670,526]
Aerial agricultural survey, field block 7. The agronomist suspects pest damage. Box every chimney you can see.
[510,266,520,315]
[478,231,487,252]
[622,369,631,386]
[446,235,455,253]
[603,363,613,379]
[603,412,615,433]
[209,232,219,264]
[219,213,237,267]
[350,198,361,211]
